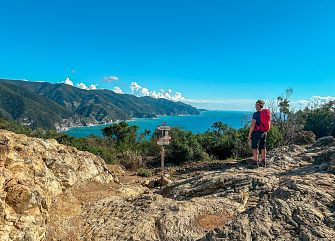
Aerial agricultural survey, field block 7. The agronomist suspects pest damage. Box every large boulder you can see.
[0,130,114,241]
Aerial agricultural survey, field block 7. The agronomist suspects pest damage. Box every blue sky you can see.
[1,0,335,110]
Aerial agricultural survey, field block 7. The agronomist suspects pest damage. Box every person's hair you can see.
[256,100,265,108]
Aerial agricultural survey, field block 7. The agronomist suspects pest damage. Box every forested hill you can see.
[0,81,72,129]
[0,79,199,130]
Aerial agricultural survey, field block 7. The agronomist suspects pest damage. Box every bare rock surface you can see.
[1,130,335,241]
[0,130,114,241]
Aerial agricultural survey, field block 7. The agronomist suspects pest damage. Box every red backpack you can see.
[259,109,271,132]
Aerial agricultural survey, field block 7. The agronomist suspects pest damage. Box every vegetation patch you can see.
[0,88,334,170]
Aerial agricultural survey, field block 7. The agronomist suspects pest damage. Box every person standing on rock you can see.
[248,100,271,167]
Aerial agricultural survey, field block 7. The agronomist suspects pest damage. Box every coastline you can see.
[57,119,124,132]
[58,112,202,133]
[62,110,249,138]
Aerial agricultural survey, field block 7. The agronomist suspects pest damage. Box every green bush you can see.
[266,125,283,150]
[231,127,251,158]
[117,150,143,170]
[102,121,138,149]
[137,168,152,177]
[165,127,209,164]
[0,118,32,135]
[5,97,335,168]
[304,102,335,138]
[198,122,249,160]
[137,138,161,157]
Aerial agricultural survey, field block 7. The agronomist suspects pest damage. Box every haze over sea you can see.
[65,110,252,138]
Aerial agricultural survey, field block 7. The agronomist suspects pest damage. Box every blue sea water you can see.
[64,110,252,138]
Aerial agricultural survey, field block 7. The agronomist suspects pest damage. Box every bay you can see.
[64,110,252,138]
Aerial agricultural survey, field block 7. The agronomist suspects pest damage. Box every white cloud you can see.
[141,87,150,96]
[112,86,124,94]
[62,77,73,86]
[297,96,335,109]
[173,92,184,101]
[185,96,335,111]
[76,83,88,89]
[297,100,310,106]
[185,98,255,104]
[129,82,185,102]
[104,76,119,82]
[183,98,258,111]
[131,82,142,92]
[311,96,335,104]
[76,82,98,90]
[88,84,97,90]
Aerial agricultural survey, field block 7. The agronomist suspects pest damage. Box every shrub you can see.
[232,127,251,158]
[0,118,32,135]
[266,125,283,150]
[291,130,315,145]
[137,168,152,177]
[102,121,138,149]
[198,131,235,160]
[166,127,208,164]
[137,139,161,157]
[198,123,250,160]
[117,150,143,170]
[304,102,335,138]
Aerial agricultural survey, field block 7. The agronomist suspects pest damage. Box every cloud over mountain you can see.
[76,83,98,90]
[112,86,124,94]
[130,82,185,102]
[60,77,97,90]
[62,77,74,86]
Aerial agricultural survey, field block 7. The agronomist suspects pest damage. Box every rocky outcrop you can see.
[196,141,335,240]
[1,130,335,241]
[0,130,114,241]
[58,140,335,241]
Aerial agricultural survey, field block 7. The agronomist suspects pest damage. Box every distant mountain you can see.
[0,79,199,130]
[0,81,72,129]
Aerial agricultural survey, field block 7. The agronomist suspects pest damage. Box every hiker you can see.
[248,100,271,167]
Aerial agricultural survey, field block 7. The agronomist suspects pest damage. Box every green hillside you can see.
[0,81,72,129]
[0,79,199,129]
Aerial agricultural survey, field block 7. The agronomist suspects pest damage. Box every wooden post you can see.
[161,146,165,177]
[157,123,170,178]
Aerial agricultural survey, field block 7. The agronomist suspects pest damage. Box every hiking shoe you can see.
[251,160,259,168]
[259,159,266,167]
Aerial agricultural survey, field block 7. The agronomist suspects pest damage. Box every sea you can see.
[64,110,252,138]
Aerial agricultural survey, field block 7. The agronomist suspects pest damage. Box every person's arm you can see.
[248,119,256,140]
